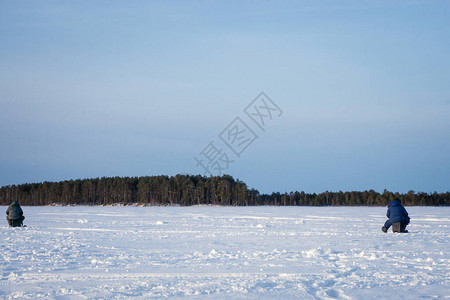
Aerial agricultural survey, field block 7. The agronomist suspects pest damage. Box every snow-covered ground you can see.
[0,206,449,299]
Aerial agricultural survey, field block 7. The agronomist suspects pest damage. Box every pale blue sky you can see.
[1,1,449,193]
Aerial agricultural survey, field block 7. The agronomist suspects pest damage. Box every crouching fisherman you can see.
[6,201,25,227]
[382,199,410,233]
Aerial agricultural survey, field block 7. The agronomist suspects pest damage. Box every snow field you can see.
[1,206,449,299]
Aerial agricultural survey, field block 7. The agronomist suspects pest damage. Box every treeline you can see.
[0,175,449,206]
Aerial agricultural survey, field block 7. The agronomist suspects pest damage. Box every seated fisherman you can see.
[6,200,25,227]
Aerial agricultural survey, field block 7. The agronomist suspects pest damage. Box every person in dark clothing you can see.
[382,199,410,233]
[6,201,25,227]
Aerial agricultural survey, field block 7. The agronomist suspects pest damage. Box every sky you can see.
[0,0,449,194]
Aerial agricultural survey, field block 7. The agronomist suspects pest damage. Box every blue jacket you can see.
[387,200,410,224]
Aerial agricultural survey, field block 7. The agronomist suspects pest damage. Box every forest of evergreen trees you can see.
[0,174,448,206]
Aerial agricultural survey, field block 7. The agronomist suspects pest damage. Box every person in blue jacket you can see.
[382,199,410,233]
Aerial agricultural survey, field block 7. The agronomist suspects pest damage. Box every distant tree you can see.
[0,175,449,206]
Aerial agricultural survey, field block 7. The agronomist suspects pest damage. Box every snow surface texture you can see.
[1,206,449,299]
